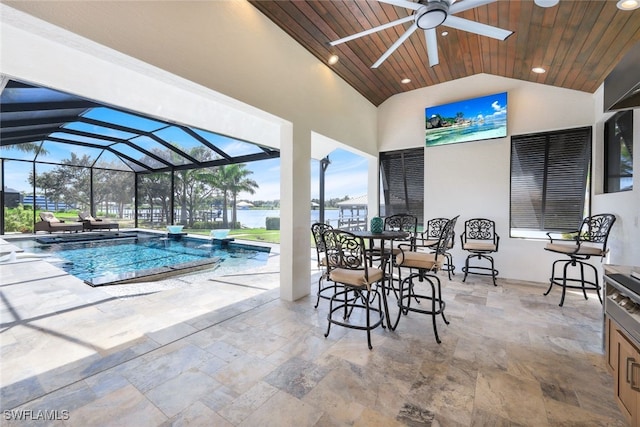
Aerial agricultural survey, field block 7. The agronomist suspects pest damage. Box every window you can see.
[510,127,591,238]
[379,148,424,228]
[604,110,633,193]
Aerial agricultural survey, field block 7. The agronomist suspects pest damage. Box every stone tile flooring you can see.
[0,238,627,426]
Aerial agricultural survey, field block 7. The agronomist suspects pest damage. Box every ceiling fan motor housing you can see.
[415,0,450,29]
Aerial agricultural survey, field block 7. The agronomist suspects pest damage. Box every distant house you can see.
[3,186,20,208]
[236,201,254,210]
[21,195,74,211]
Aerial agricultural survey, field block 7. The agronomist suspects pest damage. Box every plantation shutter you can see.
[380,148,424,227]
[510,127,591,233]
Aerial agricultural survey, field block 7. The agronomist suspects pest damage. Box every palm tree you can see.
[226,164,258,227]
[197,163,258,229]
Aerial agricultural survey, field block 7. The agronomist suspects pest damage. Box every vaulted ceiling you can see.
[249,0,640,106]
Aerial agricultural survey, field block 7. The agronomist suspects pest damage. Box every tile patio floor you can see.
[0,236,628,426]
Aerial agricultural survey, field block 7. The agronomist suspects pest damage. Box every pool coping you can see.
[87,257,221,286]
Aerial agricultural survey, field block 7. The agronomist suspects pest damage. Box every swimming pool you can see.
[11,232,271,286]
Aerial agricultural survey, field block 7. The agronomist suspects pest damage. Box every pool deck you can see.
[0,233,283,412]
[0,233,628,426]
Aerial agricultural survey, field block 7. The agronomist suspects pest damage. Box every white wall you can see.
[378,74,602,284]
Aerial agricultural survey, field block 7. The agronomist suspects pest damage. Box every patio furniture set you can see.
[34,211,119,233]
[312,212,616,349]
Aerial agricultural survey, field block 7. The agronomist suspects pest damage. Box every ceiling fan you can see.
[330,0,514,68]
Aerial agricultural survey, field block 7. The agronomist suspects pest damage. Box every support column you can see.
[280,122,311,301]
[367,155,379,219]
[319,156,330,224]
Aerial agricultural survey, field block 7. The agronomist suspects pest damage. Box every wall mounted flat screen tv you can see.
[425,92,508,147]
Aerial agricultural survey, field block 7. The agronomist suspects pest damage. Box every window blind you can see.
[510,127,591,234]
[380,148,424,227]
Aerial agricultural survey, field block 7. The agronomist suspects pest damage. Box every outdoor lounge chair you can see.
[78,211,119,231]
[34,212,83,233]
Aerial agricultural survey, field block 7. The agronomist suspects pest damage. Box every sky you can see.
[238,148,369,202]
[3,146,369,203]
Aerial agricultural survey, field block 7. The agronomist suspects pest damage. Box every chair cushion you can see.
[329,266,384,289]
[40,212,59,223]
[396,251,443,270]
[421,239,438,247]
[545,243,604,257]
[462,242,496,252]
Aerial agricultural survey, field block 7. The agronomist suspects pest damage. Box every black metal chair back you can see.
[383,213,417,251]
[311,222,334,308]
[461,218,498,246]
[579,214,616,248]
[384,214,418,235]
[311,222,332,264]
[323,229,366,271]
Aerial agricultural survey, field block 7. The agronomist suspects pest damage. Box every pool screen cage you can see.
[0,79,280,234]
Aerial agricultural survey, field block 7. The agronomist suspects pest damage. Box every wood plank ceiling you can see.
[249,0,640,106]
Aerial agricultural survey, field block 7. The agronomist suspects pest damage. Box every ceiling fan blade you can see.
[424,28,439,67]
[375,0,422,11]
[330,15,414,46]
[372,23,418,68]
[449,0,497,15]
[442,15,513,40]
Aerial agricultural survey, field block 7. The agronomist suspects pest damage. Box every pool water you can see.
[20,234,270,286]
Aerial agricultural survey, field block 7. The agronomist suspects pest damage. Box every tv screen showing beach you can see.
[425,92,507,147]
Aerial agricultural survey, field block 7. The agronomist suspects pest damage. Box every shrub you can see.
[266,217,280,230]
[4,205,33,233]
[192,221,214,229]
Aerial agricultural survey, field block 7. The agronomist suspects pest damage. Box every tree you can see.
[11,142,48,155]
[225,164,259,227]
[196,163,258,229]
[138,173,171,225]
[171,146,215,226]
[28,170,63,210]
[57,153,92,210]
[94,167,134,218]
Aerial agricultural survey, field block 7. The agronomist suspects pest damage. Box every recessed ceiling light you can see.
[328,54,339,65]
[617,0,640,10]
[441,31,449,36]
[532,67,546,74]
[534,0,559,7]
[401,78,411,84]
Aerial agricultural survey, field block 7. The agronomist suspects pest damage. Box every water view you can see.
[231,209,356,228]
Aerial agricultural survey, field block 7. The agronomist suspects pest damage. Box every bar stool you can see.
[544,213,616,307]
[391,216,458,343]
[420,217,457,280]
[460,218,500,286]
[323,229,387,350]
